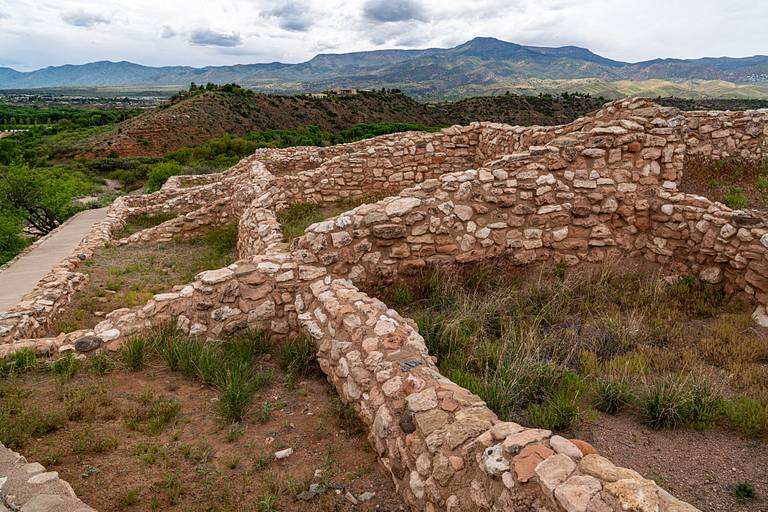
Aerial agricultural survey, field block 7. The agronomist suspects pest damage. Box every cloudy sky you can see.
[0,0,765,71]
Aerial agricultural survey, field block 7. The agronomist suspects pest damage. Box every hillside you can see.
[2,38,768,100]
[84,89,608,157]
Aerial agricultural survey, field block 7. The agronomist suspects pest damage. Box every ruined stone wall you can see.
[683,109,768,159]
[4,98,768,511]
[274,126,482,204]
[293,101,686,287]
[649,192,768,324]
[0,442,94,511]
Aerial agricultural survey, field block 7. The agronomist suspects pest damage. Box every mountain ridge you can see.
[2,37,768,99]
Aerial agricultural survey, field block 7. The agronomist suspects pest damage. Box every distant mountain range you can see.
[3,37,768,99]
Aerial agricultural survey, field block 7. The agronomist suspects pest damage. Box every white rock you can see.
[274,448,293,460]
[98,329,120,342]
[550,435,583,459]
[482,444,510,476]
[385,197,422,217]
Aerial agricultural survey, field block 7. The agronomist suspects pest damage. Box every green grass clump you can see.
[89,354,115,375]
[669,276,725,316]
[120,337,147,370]
[682,383,725,430]
[639,379,689,429]
[279,335,318,378]
[0,383,65,448]
[0,348,38,377]
[112,212,177,239]
[727,397,768,438]
[639,378,723,430]
[125,395,180,435]
[51,353,82,379]
[757,175,768,190]
[731,481,758,501]
[116,487,142,509]
[71,428,119,454]
[723,187,749,209]
[277,202,324,241]
[392,286,414,306]
[527,373,587,432]
[152,326,272,423]
[594,377,633,414]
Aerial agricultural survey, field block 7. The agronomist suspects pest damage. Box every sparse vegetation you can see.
[731,481,758,502]
[387,258,768,436]
[120,336,147,370]
[49,222,238,334]
[279,335,318,378]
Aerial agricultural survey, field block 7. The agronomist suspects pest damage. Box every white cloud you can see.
[0,0,765,71]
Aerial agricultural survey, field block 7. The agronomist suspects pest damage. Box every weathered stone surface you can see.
[73,335,101,353]
[503,428,552,454]
[579,455,642,482]
[604,478,660,512]
[555,475,603,512]
[550,435,583,459]
[513,444,554,483]
[535,454,576,494]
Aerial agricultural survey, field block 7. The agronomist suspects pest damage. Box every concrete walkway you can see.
[0,208,108,312]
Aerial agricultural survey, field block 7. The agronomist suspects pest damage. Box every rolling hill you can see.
[83,88,608,157]
[2,38,768,100]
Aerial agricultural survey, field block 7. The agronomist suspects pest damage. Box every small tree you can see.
[0,164,76,235]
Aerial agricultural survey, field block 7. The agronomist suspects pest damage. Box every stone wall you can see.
[292,102,686,286]
[683,108,768,159]
[3,98,768,511]
[0,442,94,511]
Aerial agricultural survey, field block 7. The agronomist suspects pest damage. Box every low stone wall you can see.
[683,109,768,159]
[3,98,768,511]
[0,442,94,511]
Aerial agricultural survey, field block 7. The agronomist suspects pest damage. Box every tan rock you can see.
[535,454,577,494]
[513,444,554,483]
[604,478,660,512]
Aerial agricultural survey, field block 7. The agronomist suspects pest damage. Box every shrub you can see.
[51,353,82,379]
[594,377,633,414]
[89,354,115,375]
[639,378,689,429]
[723,187,748,209]
[392,286,414,306]
[144,161,183,192]
[682,383,725,429]
[120,337,147,370]
[727,397,768,438]
[731,481,758,501]
[279,336,318,378]
[757,175,768,190]
[669,276,724,316]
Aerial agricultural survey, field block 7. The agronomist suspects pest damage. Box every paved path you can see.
[0,208,108,312]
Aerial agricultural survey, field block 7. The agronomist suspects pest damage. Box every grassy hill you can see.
[84,87,608,157]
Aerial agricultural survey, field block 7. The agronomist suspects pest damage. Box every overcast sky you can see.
[0,0,766,71]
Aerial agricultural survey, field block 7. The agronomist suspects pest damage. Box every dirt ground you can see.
[575,415,768,512]
[681,156,768,212]
[14,358,405,511]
